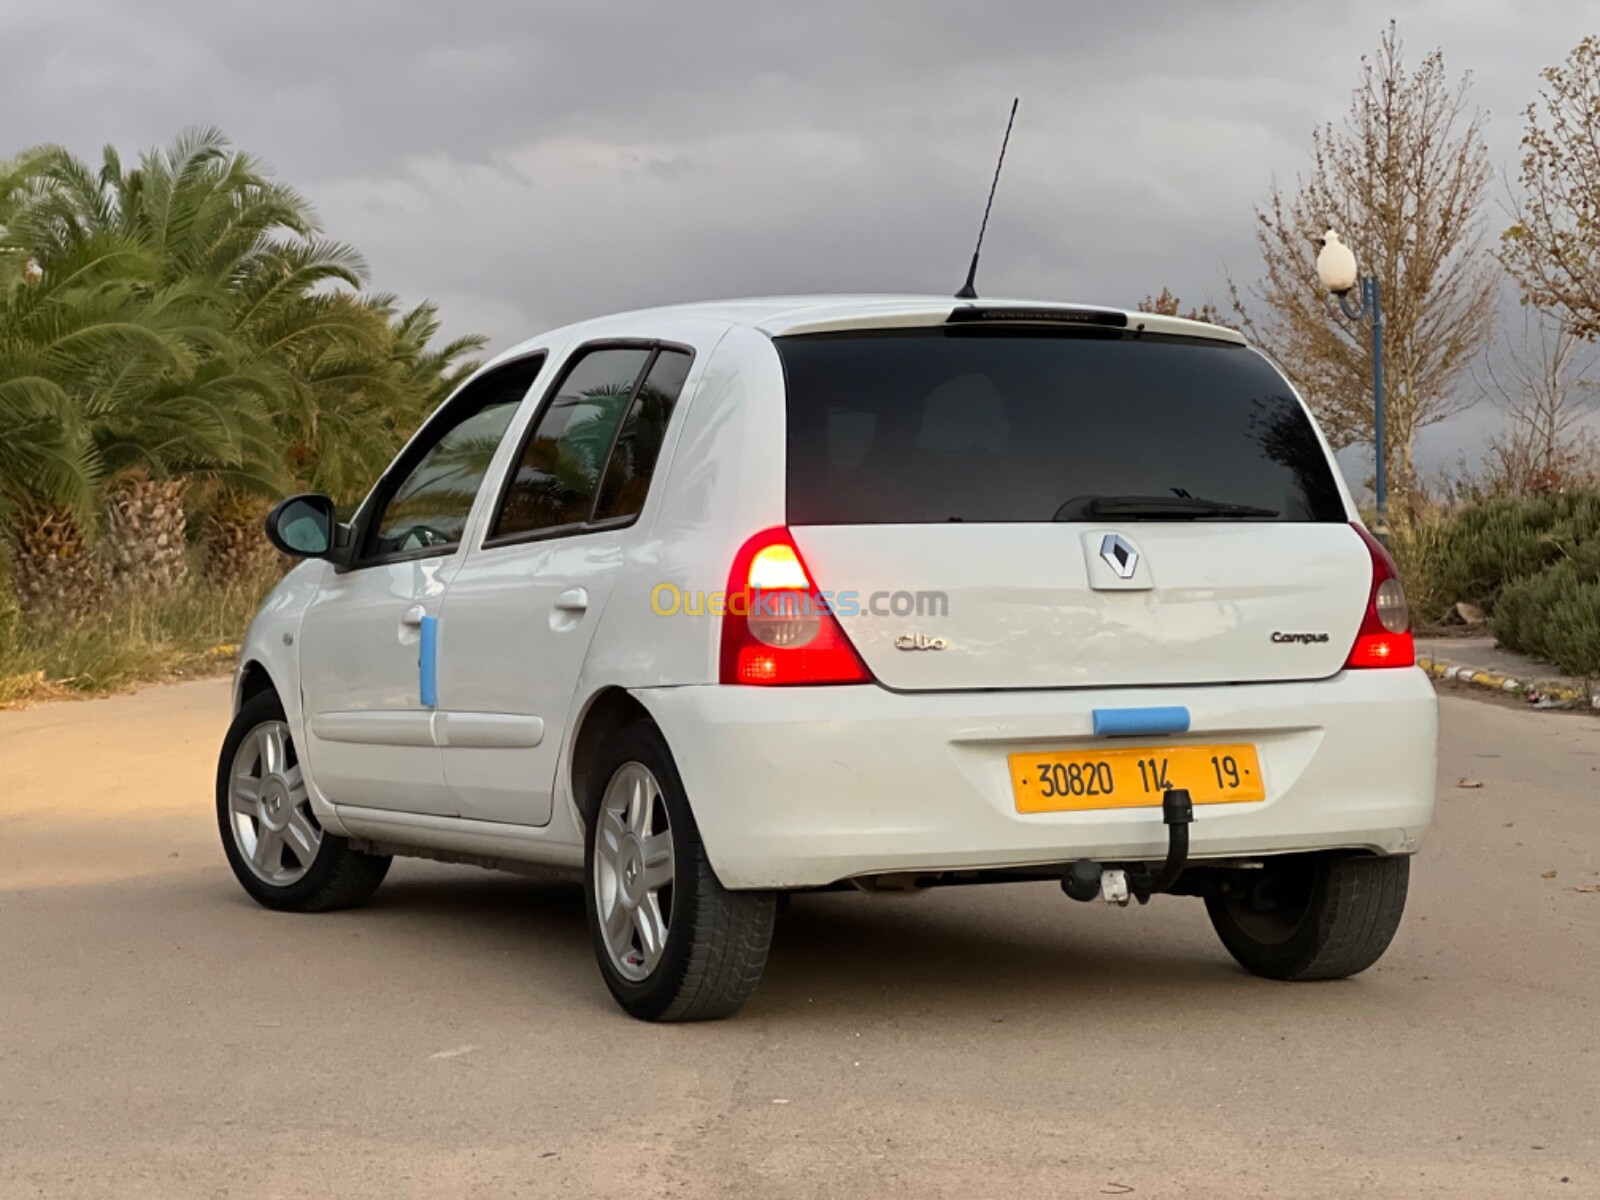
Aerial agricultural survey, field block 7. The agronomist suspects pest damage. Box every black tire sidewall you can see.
[582,720,710,1020]
[1205,857,1326,978]
[1205,853,1408,980]
[216,691,360,910]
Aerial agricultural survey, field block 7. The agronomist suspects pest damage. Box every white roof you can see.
[493,294,1245,364]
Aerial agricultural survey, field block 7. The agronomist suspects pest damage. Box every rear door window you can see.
[491,348,650,539]
[777,329,1346,525]
[489,344,693,542]
[593,349,693,521]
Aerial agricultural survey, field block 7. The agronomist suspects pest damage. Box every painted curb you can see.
[1417,655,1597,709]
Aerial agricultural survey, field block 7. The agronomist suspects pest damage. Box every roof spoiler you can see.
[947,304,1129,329]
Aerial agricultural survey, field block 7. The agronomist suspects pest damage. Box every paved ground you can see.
[2,681,1597,1198]
[1418,635,1585,691]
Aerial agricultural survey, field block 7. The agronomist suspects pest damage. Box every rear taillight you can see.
[719,527,873,686]
[1345,523,1415,669]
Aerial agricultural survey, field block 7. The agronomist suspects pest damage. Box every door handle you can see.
[554,588,589,613]
[401,604,426,628]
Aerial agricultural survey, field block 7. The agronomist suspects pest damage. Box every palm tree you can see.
[0,221,238,612]
[382,297,487,417]
[2,128,488,599]
[14,131,382,584]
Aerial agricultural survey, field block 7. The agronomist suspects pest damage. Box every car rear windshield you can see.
[777,328,1347,525]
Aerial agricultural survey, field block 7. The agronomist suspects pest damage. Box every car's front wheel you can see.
[1205,852,1409,981]
[584,720,776,1021]
[217,691,391,912]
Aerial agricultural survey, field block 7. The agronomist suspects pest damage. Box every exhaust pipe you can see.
[1061,788,1195,906]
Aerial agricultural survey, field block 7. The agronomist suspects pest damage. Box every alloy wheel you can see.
[593,761,676,981]
[228,720,321,885]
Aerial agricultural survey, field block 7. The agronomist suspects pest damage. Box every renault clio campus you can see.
[219,296,1438,1021]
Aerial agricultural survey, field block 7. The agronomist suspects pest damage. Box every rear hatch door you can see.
[777,326,1367,691]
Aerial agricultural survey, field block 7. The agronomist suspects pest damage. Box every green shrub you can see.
[1493,540,1600,674]
[1377,493,1600,672]
[1410,493,1600,622]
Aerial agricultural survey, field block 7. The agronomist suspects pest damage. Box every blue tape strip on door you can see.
[419,614,438,708]
[1091,706,1189,737]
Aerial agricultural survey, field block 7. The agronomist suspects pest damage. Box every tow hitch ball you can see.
[1061,788,1194,907]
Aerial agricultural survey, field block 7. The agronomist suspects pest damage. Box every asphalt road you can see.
[2,681,1596,1199]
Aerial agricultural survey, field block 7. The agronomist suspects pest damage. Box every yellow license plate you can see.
[1009,743,1265,813]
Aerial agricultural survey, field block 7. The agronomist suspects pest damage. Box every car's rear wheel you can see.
[1205,852,1409,981]
[217,691,391,912]
[584,720,776,1021]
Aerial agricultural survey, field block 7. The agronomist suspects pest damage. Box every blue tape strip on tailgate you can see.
[1092,706,1189,737]
[419,614,438,708]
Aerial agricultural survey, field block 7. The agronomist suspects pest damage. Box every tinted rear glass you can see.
[778,329,1346,525]
[490,347,649,539]
[593,348,693,521]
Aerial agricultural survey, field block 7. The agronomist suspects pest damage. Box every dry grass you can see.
[1384,507,1450,628]
[0,569,276,707]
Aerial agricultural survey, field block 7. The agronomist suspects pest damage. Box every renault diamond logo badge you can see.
[1099,534,1139,580]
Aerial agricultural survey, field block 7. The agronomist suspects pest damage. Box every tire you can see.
[1205,852,1409,981]
[584,720,776,1021]
[216,691,391,913]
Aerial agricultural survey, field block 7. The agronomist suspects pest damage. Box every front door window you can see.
[363,355,545,561]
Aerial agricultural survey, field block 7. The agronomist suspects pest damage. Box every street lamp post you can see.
[1313,230,1387,539]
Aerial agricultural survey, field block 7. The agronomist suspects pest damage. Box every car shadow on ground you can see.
[324,866,1252,1020]
[756,892,1246,1020]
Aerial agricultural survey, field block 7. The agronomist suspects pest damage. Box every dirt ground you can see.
[2,681,1597,1198]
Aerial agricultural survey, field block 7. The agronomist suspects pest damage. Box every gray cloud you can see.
[6,0,1600,478]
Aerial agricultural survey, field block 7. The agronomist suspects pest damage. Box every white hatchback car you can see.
[220,295,1437,1021]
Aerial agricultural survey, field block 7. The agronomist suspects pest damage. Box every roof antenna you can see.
[955,97,1019,300]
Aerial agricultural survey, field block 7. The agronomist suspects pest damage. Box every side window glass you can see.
[367,358,541,559]
[492,348,650,538]
[593,349,693,521]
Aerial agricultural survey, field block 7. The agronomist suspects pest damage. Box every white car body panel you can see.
[574,322,791,686]
[432,316,735,825]
[793,523,1371,690]
[632,668,1437,889]
[296,555,456,814]
[231,294,1435,889]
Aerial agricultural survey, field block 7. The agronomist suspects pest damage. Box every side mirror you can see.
[265,493,338,558]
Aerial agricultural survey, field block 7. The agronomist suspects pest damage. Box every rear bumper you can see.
[633,669,1438,889]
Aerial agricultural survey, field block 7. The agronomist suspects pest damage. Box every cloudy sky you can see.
[6,0,1599,478]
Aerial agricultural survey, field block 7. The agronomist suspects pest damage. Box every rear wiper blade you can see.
[1053,494,1279,521]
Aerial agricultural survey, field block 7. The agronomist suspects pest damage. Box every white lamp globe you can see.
[1315,230,1359,295]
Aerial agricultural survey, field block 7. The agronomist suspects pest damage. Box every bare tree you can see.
[1137,288,1223,324]
[1502,36,1600,340]
[1230,23,1497,502]
[1478,313,1599,495]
